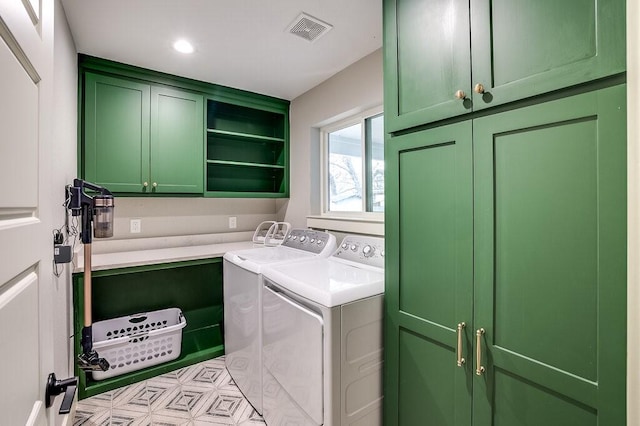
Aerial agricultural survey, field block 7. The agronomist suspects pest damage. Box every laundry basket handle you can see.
[128,315,147,324]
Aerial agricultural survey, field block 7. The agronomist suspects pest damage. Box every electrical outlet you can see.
[130,219,141,233]
[229,216,237,229]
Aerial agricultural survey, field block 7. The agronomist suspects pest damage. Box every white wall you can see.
[627,0,639,423]
[51,0,79,383]
[110,198,278,240]
[280,49,383,227]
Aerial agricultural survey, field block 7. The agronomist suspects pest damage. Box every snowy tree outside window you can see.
[326,113,384,213]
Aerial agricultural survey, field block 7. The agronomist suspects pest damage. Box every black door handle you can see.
[45,373,78,414]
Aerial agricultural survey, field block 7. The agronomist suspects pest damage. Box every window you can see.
[321,108,384,216]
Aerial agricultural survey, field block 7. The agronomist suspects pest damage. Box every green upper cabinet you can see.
[79,55,290,197]
[83,72,203,194]
[470,0,625,113]
[84,73,151,193]
[384,0,625,132]
[384,0,472,132]
[150,86,203,193]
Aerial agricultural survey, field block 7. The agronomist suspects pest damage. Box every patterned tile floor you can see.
[74,356,266,426]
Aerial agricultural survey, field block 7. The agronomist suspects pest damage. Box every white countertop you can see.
[73,234,256,273]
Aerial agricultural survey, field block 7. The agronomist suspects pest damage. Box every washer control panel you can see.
[333,235,385,269]
[283,229,336,255]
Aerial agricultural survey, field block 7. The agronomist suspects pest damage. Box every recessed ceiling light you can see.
[173,39,194,54]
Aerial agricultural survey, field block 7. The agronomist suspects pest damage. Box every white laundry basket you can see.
[91,308,187,380]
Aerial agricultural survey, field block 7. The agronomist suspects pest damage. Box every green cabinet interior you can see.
[83,72,204,194]
[80,55,290,198]
[384,85,626,425]
[384,0,626,132]
[206,100,288,196]
[72,258,225,399]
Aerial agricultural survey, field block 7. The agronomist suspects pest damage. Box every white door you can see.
[0,1,57,425]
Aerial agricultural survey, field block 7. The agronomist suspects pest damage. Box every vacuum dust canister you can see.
[93,195,114,238]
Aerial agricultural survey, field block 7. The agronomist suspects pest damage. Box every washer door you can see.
[263,285,323,425]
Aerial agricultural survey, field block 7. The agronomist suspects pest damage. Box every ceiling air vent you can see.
[287,13,333,43]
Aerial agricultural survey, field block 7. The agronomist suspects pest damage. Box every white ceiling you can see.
[60,0,383,100]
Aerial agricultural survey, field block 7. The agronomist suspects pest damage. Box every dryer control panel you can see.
[333,235,385,269]
[283,229,336,255]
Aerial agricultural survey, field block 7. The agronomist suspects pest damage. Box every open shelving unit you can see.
[205,99,288,197]
[72,259,224,399]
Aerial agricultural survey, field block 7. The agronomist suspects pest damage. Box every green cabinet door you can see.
[385,121,473,426]
[472,85,626,425]
[84,73,150,192]
[470,0,625,112]
[384,0,472,133]
[150,87,203,193]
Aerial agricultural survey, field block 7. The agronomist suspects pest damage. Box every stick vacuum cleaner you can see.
[68,179,114,372]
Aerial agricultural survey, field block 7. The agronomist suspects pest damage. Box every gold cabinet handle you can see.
[474,83,485,94]
[143,181,148,187]
[456,322,466,367]
[152,182,158,188]
[476,328,485,375]
[455,90,466,100]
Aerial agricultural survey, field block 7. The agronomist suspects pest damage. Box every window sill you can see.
[306,215,384,236]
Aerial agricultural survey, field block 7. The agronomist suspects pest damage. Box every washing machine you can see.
[261,235,385,426]
[223,229,336,415]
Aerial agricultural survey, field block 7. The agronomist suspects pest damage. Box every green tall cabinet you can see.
[384,0,627,425]
[83,72,203,194]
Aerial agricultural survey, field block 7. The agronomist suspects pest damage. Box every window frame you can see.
[319,105,384,220]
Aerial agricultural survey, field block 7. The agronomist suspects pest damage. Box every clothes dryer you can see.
[261,235,384,426]
[223,229,336,414]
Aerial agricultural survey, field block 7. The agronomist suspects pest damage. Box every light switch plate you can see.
[229,217,237,229]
